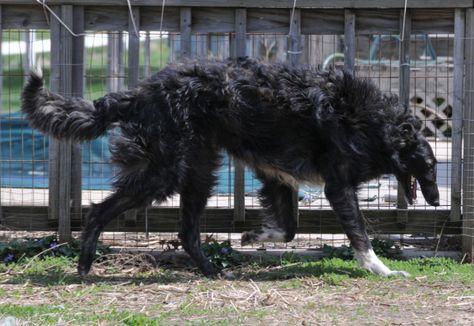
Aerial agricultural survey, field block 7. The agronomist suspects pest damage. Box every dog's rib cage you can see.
[0,4,471,256]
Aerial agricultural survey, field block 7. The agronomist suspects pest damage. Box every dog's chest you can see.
[258,165,324,189]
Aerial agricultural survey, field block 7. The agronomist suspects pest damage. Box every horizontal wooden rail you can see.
[0,0,471,8]
[0,206,457,235]
[0,6,457,34]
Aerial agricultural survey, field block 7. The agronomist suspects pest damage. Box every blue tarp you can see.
[0,113,262,193]
[0,113,113,190]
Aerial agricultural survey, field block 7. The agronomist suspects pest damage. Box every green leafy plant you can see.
[0,235,109,264]
[201,239,240,268]
[371,239,402,259]
[322,244,354,260]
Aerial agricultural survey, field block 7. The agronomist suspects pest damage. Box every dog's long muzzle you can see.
[398,174,440,206]
[418,179,440,207]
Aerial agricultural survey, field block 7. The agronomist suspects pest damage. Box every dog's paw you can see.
[200,263,221,278]
[241,231,257,246]
[386,270,410,278]
[219,270,236,280]
[77,264,91,278]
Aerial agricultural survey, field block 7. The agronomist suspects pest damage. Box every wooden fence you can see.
[0,0,472,259]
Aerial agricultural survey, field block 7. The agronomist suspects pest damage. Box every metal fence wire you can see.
[0,4,472,256]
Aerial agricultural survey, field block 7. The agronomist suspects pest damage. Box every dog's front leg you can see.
[324,183,409,277]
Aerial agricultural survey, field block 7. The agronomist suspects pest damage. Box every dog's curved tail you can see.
[21,71,127,141]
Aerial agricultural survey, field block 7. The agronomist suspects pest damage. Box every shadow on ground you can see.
[1,255,370,286]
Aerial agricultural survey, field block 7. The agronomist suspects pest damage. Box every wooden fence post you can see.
[344,9,355,73]
[0,5,3,222]
[144,31,151,78]
[128,7,141,88]
[123,7,141,225]
[288,8,301,66]
[397,9,411,223]
[50,5,74,242]
[71,6,85,224]
[288,8,301,225]
[178,7,192,220]
[23,30,34,82]
[180,8,192,59]
[48,6,60,223]
[462,8,474,262]
[107,32,124,93]
[451,9,465,221]
[232,8,247,223]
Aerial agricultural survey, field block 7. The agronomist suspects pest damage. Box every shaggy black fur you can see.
[22,58,440,277]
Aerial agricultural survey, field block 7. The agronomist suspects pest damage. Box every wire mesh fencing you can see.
[0,7,469,255]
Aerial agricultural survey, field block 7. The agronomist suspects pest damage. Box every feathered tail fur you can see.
[21,71,125,141]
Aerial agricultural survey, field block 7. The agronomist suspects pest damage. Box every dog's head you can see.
[391,118,440,206]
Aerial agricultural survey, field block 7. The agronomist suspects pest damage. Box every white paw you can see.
[354,249,410,278]
[219,270,236,280]
[386,270,410,278]
[241,227,286,245]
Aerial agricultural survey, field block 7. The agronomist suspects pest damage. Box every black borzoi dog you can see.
[21,58,440,277]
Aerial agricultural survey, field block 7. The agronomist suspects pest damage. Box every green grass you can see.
[0,255,473,325]
[0,303,270,325]
[246,254,474,284]
[0,304,161,325]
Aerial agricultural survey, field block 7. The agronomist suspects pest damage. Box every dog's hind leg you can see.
[78,189,153,277]
[241,173,296,245]
[178,151,221,277]
[324,183,409,277]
